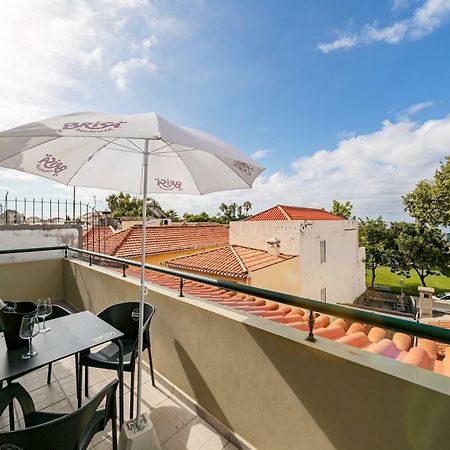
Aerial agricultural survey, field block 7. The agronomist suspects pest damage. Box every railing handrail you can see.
[0,245,68,255]
[2,245,450,345]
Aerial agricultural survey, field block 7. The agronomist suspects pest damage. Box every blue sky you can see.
[1,0,450,220]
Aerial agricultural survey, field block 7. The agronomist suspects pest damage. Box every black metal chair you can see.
[45,304,72,384]
[78,301,155,427]
[0,379,119,450]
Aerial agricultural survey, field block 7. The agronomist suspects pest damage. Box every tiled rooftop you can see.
[123,267,450,379]
[101,225,229,259]
[246,205,343,221]
[83,226,115,249]
[0,354,235,450]
[163,245,294,279]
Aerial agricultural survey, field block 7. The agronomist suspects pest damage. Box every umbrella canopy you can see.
[0,112,264,194]
[0,111,264,428]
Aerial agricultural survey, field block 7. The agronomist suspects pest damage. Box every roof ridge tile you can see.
[229,245,248,275]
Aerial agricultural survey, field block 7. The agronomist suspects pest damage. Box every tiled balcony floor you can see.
[1,357,236,450]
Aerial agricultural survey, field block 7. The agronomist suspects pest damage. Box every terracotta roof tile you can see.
[163,245,294,278]
[83,226,115,249]
[102,225,228,258]
[120,267,450,378]
[246,205,343,221]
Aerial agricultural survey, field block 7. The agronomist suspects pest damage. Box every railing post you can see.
[64,247,68,258]
[305,310,316,342]
[179,278,184,297]
[89,255,92,266]
[122,264,127,277]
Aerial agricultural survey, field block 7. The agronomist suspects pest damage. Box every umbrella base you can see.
[119,413,161,450]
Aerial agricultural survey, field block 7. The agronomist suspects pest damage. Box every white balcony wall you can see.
[61,260,450,450]
[0,224,81,263]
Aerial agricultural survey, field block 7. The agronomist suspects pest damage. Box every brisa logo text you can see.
[55,121,127,134]
[36,154,67,177]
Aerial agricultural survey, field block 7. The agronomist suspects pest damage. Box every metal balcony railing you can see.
[1,245,450,345]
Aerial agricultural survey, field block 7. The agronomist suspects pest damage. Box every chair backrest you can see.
[98,302,155,345]
[0,379,118,450]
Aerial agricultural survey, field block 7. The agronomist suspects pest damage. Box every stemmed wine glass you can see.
[19,314,40,359]
[37,297,52,333]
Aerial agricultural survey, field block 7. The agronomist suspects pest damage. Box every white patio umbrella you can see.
[0,111,264,427]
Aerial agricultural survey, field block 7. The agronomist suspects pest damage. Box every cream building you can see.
[164,205,366,304]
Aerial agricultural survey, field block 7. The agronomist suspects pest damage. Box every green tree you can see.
[242,201,252,215]
[183,211,213,222]
[403,157,450,227]
[359,217,389,288]
[218,201,252,223]
[331,200,353,219]
[106,192,163,218]
[388,222,450,287]
[165,209,179,221]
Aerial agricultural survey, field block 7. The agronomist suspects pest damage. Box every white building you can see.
[230,205,366,304]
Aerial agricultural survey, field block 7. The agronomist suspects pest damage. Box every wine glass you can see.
[37,297,52,333]
[19,314,39,359]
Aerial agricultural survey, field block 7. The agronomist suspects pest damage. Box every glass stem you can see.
[28,337,31,356]
[43,317,46,330]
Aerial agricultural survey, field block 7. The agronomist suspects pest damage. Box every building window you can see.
[320,287,327,302]
[320,240,326,263]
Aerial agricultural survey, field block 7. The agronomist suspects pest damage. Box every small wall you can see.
[230,220,366,304]
[230,221,303,254]
[0,224,82,263]
[250,256,300,296]
[298,221,366,303]
[63,259,450,450]
[0,259,64,301]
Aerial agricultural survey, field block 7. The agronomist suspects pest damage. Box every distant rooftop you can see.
[163,245,295,279]
[101,224,229,258]
[246,205,343,221]
[83,226,115,248]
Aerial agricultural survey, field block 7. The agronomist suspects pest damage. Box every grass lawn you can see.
[366,266,450,296]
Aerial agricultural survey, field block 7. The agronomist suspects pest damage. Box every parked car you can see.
[433,292,450,301]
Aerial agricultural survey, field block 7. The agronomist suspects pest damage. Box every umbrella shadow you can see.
[173,340,233,432]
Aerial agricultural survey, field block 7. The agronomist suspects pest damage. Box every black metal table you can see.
[0,311,123,429]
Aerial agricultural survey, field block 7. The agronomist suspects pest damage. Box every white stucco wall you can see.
[230,220,366,304]
[0,225,82,263]
[230,221,306,254]
[297,221,366,304]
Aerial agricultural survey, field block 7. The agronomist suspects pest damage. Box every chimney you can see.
[267,236,281,257]
[418,286,434,319]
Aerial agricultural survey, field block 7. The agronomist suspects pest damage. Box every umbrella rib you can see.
[65,139,118,185]
[125,138,145,153]
[148,142,172,154]
[94,137,142,153]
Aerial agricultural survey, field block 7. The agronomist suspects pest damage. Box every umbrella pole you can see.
[136,139,149,427]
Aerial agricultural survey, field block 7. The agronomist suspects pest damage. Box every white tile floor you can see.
[0,357,235,450]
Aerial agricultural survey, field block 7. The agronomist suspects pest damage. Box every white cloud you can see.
[391,0,415,10]
[337,130,357,140]
[110,57,157,90]
[143,114,450,222]
[317,35,360,53]
[143,35,159,48]
[318,0,450,53]
[398,101,435,119]
[0,1,190,129]
[250,148,273,160]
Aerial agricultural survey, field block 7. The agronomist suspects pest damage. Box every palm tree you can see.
[242,201,252,216]
[165,209,179,221]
